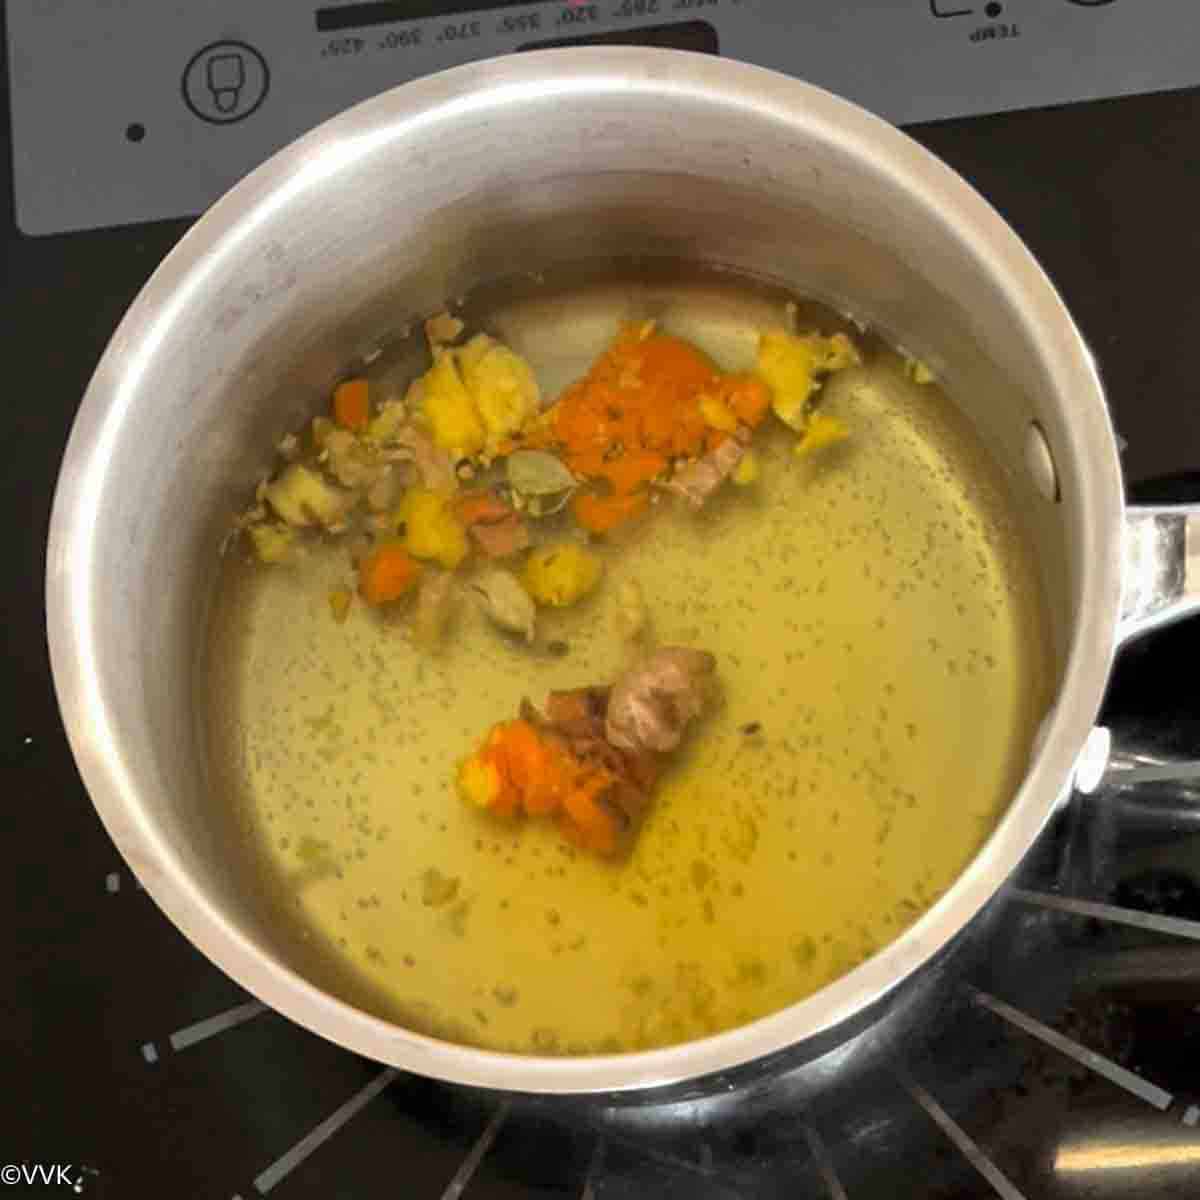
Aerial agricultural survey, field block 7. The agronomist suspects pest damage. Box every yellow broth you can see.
[204,273,1050,1054]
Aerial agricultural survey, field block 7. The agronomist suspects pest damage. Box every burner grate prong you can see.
[895,1065,1028,1200]
[580,1136,605,1200]
[1012,888,1200,943]
[801,1122,848,1200]
[1101,760,1200,786]
[252,1067,399,1194]
[168,999,268,1052]
[967,986,1173,1110]
[439,1102,509,1200]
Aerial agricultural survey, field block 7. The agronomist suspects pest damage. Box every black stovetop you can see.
[7,24,1200,1200]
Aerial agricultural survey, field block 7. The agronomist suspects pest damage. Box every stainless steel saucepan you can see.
[45,48,1200,1095]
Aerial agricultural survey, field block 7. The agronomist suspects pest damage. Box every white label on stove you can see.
[6,0,1200,235]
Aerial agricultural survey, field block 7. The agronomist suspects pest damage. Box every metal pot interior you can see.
[49,50,1122,1092]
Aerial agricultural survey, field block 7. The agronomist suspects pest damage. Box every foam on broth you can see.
[204,268,1050,1054]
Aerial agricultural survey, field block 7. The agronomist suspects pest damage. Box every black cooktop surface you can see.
[7,19,1200,1199]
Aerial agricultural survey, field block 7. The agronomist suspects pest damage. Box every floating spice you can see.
[457,646,716,856]
[412,570,457,647]
[519,325,773,528]
[421,868,460,908]
[471,568,537,642]
[506,449,578,500]
[522,543,603,608]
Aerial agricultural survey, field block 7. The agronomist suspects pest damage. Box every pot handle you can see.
[1119,504,1200,645]
[1071,507,1200,798]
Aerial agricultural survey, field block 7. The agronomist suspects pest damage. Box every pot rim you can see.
[46,47,1124,1094]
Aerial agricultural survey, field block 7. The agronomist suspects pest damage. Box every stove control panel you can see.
[7,0,1195,234]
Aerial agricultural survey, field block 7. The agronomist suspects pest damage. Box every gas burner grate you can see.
[111,800,1200,1200]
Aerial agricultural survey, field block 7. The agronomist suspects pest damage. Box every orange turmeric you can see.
[522,326,754,532]
[457,649,714,858]
[718,374,772,428]
[561,774,621,856]
[457,718,622,852]
[456,491,513,527]
[358,542,421,605]
[572,490,649,534]
[332,378,370,432]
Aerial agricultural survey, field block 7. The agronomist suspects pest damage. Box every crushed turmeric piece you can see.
[795,413,850,456]
[412,334,541,460]
[457,718,572,819]
[520,326,781,529]
[417,352,487,460]
[731,450,759,486]
[755,329,860,433]
[572,490,649,534]
[721,374,772,428]
[358,543,421,605]
[522,326,758,530]
[456,648,715,856]
[698,391,739,433]
[459,753,504,810]
[394,488,469,569]
[522,542,603,607]
[457,334,541,454]
[332,378,370,432]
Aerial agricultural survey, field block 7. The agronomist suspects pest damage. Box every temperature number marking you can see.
[499,12,542,33]
[437,19,481,40]
[378,28,422,48]
[970,21,1020,41]
[614,0,659,16]
[321,36,366,57]
[557,4,598,23]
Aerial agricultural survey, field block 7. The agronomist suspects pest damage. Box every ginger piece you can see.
[322,428,383,490]
[247,522,297,564]
[263,464,350,529]
[663,432,750,510]
[413,569,457,648]
[613,579,649,644]
[606,647,717,754]
[389,424,458,493]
